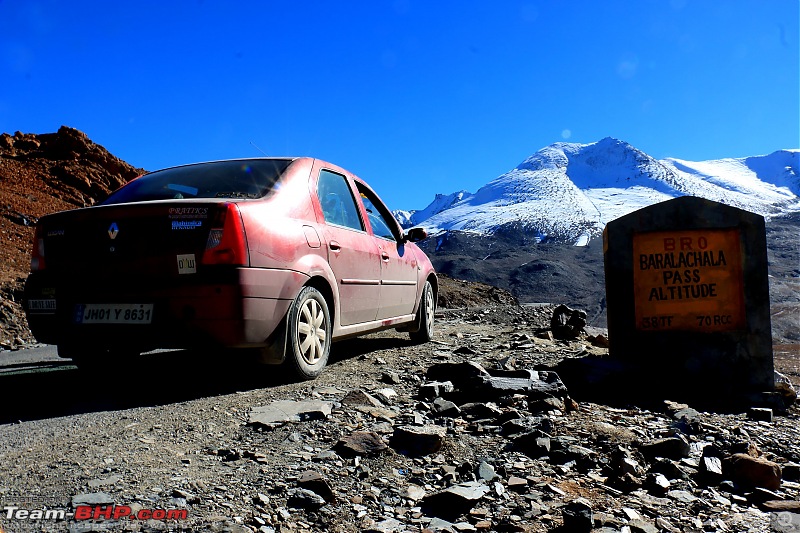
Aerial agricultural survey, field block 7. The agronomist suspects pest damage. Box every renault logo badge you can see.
[108,222,119,240]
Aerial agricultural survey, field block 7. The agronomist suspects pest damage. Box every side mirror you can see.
[404,227,427,243]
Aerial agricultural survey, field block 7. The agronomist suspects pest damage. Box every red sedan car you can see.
[24,158,437,379]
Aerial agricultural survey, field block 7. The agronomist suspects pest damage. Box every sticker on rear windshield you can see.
[171,220,203,230]
[168,207,208,219]
[177,254,197,274]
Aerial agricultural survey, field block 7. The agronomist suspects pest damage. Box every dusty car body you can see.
[23,157,437,379]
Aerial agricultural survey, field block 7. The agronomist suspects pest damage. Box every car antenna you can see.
[250,141,268,156]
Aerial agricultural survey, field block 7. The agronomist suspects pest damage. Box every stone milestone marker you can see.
[603,196,773,405]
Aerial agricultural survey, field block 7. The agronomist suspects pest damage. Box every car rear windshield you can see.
[101,159,294,205]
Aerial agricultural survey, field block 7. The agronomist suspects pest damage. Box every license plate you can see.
[74,304,154,324]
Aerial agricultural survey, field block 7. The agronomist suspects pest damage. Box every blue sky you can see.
[1,1,798,211]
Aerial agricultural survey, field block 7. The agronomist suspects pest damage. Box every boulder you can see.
[723,453,782,490]
[297,470,336,504]
[390,425,447,457]
[775,370,798,407]
[562,498,594,532]
[640,435,691,460]
[426,361,489,382]
[334,432,389,457]
[286,488,326,510]
[551,304,587,340]
[341,389,384,408]
[421,481,491,520]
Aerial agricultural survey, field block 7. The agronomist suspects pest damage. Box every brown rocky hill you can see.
[0,126,145,282]
[0,126,145,348]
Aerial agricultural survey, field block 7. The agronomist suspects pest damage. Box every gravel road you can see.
[1,305,798,533]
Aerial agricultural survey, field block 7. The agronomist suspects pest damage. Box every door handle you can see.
[381,252,390,262]
[329,240,341,252]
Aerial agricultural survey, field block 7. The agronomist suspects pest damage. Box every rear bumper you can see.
[24,267,306,351]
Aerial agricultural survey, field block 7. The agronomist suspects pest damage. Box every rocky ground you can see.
[1,127,799,532]
[1,304,799,533]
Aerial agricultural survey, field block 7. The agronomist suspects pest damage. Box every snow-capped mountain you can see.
[397,138,799,245]
[394,190,470,228]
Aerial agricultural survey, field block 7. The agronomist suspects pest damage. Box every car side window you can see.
[357,184,398,241]
[317,170,364,231]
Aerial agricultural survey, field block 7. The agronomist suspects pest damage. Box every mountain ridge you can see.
[398,138,800,245]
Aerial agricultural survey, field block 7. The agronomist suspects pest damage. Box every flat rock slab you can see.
[248,400,333,428]
[424,362,568,400]
[471,370,567,400]
[667,490,698,504]
[762,500,800,512]
[366,518,404,533]
[87,475,122,488]
[72,492,114,507]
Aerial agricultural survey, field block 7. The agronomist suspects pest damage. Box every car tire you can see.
[285,286,331,380]
[409,281,435,343]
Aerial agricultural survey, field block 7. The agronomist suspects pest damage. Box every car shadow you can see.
[1,335,415,424]
[0,349,289,424]
[328,335,416,366]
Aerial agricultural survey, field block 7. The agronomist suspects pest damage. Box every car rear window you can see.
[101,159,293,205]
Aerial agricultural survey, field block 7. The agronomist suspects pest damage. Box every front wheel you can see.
[286,286,331,380]
[409,281,435,343]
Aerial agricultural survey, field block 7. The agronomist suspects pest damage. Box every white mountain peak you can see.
[397,138,799,245]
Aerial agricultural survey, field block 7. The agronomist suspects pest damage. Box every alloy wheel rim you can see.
[297,298,327,365]
[425,289,434,332]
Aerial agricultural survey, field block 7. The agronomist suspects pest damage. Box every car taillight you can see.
[202,203,248,266]
[30,225,46,271]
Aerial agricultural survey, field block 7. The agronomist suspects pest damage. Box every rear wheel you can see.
[286,286,331,380]
[409,281,435,343]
